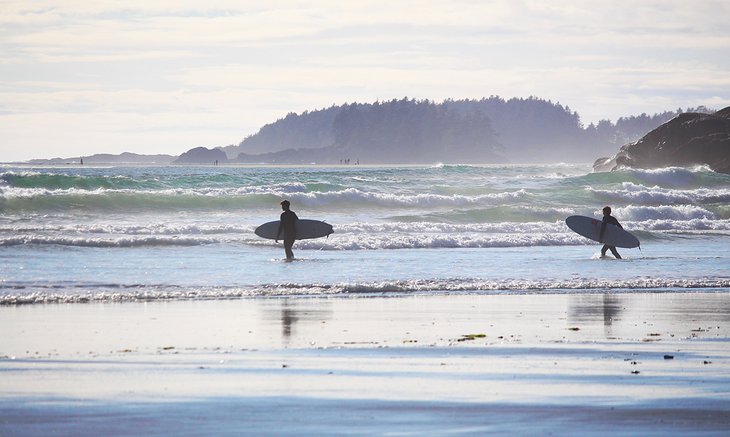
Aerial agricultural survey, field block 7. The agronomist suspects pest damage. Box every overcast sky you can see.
[1,0,729,162]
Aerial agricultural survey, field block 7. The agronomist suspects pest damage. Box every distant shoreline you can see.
[1,161,596,169]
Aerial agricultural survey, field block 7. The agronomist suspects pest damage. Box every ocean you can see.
[1,163,729,304]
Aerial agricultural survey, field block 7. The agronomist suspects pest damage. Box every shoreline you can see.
[3,282,730,306]
[2,291,729,435]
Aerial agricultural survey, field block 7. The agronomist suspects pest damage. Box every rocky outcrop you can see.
[173,147,228,165]
[594,106,730,174]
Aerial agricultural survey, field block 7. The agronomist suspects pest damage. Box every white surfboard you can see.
[565,215,640,248]
[254,219,334,240]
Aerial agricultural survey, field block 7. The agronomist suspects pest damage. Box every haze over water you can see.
[1,163,729,304]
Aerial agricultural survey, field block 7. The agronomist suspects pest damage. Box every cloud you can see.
[1,0,729,160]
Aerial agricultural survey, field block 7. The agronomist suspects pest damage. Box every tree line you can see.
[222,97,713,164]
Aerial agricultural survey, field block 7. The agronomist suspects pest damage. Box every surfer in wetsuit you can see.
[276,200,298,259]
[599,206,622,259]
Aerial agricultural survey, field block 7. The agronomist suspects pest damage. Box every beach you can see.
[2,292,729,435]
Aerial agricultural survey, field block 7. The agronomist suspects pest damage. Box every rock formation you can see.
[173,147,228,165]
[594,106,730,174]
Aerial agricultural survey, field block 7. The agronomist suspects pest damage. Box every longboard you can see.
[565,215,639,248]
[254,219,334,240]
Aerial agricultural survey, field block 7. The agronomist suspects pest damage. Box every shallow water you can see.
[1,164,729,303]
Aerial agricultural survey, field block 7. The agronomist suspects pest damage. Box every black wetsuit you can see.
[600,215,622,259]
[277,209,298,259]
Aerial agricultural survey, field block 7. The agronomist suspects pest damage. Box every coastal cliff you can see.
[594,106,730,174]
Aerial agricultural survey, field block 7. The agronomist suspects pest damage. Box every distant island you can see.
[221,97,708,165]
[19,96,717,166]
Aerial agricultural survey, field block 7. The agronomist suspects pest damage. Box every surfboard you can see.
[565,215,640,248]
[254,219,334,240]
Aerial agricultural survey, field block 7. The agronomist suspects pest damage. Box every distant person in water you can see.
[276,200,298,259]
[599,206,622,259]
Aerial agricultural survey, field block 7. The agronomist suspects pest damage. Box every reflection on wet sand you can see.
[265,299,333,345]
[568,294,624,338]
[569,292,730,340]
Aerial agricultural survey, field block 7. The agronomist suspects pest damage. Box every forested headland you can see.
[221,97,712,164]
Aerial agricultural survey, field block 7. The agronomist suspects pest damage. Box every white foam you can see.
[0,227,590,249]
[0,184,302,198]
[334,221,567,234]
[1,184,530,211]
[3,277,729,304]
[281,188,530,208]
[0,235,220,248]
[588,183,730,204]
[615,205,716,221]
[293,232,588,250]
[4,216,730,249]
[0,223,255,236]
[626,218,730,231]
[625,166,713,186]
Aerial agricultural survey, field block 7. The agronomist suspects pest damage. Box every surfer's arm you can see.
[276,218,284,242]
[599,219,607,243]
[609,216,623,229]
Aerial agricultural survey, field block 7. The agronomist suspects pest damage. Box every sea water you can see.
[1,164,728,304]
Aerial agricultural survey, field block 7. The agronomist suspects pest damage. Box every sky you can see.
[1,0,729,162]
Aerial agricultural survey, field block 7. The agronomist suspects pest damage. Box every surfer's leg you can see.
[609,246,622,259]
[601,244,609,257]
[284,239,294,259]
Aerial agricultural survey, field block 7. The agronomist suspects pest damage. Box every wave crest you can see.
[3,277,729,305]
[615,205,716,221]
[588,182,730,205]
[0,185,530,212]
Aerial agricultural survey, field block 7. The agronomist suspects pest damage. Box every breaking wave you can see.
[0,185,529,212]
[614,205,716,221]
[0,235,220,248]
[3,217,730,249]
[3,277,729,305]
[588,182,730,205]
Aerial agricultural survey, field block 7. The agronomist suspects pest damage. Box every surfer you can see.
[599,206,622,259]
[276,200,298,259]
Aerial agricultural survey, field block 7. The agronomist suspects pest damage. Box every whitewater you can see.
[1,163,729,304]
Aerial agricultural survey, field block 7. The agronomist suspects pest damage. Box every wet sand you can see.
[1,292,729,435]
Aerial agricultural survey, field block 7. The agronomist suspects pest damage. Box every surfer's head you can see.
[602,206,611,216]
[280,199,291,211]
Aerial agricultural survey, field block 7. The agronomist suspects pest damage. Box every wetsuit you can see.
[277,209,298,259]
[600,215,622,259]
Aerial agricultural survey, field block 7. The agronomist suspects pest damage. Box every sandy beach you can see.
[1,292,729,435]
